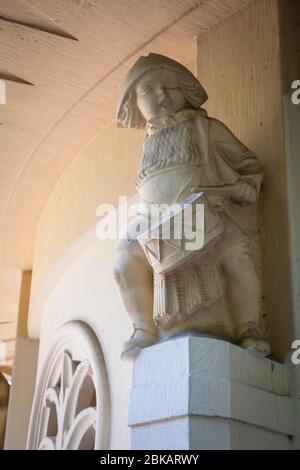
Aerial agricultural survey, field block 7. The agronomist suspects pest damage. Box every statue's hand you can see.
[230,180,258,205]
[190,180,258,205]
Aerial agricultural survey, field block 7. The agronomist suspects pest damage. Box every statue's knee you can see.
[221,244,252,276]
[113,253,129,286]
[114,251,142,285]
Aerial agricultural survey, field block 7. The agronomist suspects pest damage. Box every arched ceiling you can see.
[0,0,252,369]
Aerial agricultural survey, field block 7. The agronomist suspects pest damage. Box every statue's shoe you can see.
[239,337,271,356]
[237,321,271,357]
[121,328,157,360]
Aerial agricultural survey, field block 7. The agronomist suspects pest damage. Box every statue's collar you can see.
[146,108,197,135]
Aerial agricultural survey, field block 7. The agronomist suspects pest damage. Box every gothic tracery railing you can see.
[27,321,110,450]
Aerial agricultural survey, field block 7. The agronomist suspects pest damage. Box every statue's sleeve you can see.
[209,117,263,191]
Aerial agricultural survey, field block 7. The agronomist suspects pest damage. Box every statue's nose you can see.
[157,87,169,102]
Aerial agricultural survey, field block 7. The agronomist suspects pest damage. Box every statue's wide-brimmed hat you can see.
[116,53,208,128]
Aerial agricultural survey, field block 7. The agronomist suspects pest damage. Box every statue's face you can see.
[135,69,187,121]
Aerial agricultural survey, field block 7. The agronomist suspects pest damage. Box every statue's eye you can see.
[142,87,152,95]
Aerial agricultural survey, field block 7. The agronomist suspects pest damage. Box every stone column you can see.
[129,335,293,450]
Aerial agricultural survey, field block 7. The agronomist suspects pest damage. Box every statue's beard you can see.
[137,117,202,184]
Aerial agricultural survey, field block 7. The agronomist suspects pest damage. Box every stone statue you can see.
[0,372,9,449]
[114,53,271,359]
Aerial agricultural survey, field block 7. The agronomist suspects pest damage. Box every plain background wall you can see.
[4,338,39,449]
[29,126,144,309]
[279,0,300,448]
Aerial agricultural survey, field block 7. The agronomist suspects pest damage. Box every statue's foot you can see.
[121,328,157,360]
[239,337,271,356]
[236,321,271,357]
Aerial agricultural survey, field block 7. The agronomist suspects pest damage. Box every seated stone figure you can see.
[114,53,271,359]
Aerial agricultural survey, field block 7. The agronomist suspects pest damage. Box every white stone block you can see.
[129,335,293,450]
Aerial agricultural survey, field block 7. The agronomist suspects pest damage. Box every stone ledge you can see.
[129,335,293,437]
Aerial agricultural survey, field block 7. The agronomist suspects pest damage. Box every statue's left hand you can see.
[230,179,258,205]
[190,180,258,205]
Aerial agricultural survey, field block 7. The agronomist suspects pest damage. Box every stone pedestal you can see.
[129,335,293,450]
